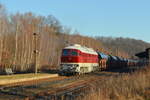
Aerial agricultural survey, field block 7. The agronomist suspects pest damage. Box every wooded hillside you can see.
[96,37,150,58]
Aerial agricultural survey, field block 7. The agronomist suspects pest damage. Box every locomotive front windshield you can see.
[62,49,69,56]
[62,49,78,56]
[71,51,78,56]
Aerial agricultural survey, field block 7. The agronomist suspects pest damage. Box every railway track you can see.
[0,70,126,100]
[0,74,94,100]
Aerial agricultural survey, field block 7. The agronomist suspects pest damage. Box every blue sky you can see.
[0,0,150,43]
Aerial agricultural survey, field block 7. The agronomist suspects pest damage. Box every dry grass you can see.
[78,66,150,100]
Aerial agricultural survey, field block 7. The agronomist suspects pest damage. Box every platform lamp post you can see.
[33,33,38,74]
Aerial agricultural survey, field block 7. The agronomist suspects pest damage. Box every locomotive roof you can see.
[64,44,98,55]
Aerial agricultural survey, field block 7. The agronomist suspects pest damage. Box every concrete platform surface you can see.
[0,73,58,86]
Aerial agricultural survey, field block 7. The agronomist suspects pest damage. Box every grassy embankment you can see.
[78,66,150,100]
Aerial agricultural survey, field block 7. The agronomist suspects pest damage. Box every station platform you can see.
[0,73,58,86]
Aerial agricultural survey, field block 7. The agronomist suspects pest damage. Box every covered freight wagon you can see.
[97,52,109,70]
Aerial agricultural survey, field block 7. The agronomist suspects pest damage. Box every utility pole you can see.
[33,33,38,74]
[116,47,119,56]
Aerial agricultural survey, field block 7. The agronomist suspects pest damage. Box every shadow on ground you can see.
[41,69,59,74]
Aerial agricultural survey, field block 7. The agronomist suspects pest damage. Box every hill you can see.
[96,37,150,58]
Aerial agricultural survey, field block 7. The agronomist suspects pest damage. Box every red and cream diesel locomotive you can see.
[59,44,99,75]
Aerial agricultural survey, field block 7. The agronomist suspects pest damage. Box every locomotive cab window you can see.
[62,49,69,56]
[71,51,78,56]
